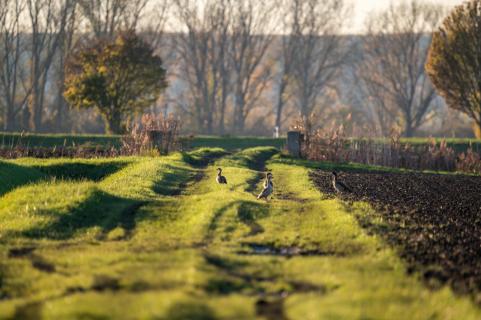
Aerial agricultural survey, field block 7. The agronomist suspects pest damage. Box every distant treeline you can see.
[0,0,475,138]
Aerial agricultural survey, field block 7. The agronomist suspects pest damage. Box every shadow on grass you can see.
[245,172,264,194]
[219,147,278,171]
[153,165,195,196]
[203,254,253,295]
[13,158,202,241]
[163,301,217,320]
[205,200,269,242]
[22,188,143,240]
[12,301,43,320]
[0,161,45,197]
[237,201,268,236]
[32,161,128,182]
[182,148,229,168]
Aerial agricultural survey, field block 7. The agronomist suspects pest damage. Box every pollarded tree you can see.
[64,31,167,133]
[426,0,481,138]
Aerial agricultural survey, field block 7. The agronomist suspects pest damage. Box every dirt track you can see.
[310,170,481,299]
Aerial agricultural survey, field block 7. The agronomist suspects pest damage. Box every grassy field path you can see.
[0,148,480,319]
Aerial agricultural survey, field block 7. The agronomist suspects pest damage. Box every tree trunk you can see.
[275,80,286,130]
[29,57,42,132]
[55,51,68,132]
[234,91,245,134]
[22,106,30,131]
[206,107,213,135]
[218,85,228,134]
[56,95,67,132]
[55,79,69,132]
[404,120,414,138]
[219,107,226,134]
[4,104,16,131]
[106,111,122,134]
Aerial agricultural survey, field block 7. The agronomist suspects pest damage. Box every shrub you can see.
[121,114,181,156]
[292,116,481,173]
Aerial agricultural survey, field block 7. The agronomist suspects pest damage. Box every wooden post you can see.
[287,131,301,157]
[147,130,163,152]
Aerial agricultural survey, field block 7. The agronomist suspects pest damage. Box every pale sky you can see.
[162,0,468,34]
[349,0,466,33]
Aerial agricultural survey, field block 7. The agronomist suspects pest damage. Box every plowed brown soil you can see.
[310,170,481,299]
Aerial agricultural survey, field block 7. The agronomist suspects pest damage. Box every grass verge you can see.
[0,148,479,319]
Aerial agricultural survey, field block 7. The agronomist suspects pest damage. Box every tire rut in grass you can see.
[245,172,264,194]
[204,200,268,243]
[8,247,56,274]
[203,253,329,320]
[12,301,43,320]
[256,298,289,320]
[97,201,146,241]
[310,169,481,299]
[8,246,36,258]
[169,171,204,196]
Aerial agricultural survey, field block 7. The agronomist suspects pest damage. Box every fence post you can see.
[287,131,301,158]
[147,130,163,153]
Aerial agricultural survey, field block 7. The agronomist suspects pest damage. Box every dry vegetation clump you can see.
[456,148,481,174]
[0,114,182,159]
[292,116,481,173]
[121,114,181,156]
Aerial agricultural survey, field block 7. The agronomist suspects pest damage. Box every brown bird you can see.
[257,173,273,201]
[331,171,352,193]
[216,168,227,184]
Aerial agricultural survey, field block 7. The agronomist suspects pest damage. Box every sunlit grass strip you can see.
[0,147,480,319]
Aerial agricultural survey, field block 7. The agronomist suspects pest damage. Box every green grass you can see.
[0,132,121,148]
[187,136,285,151]
[4,131,481,153]
[0,161,45,196]
[0,132,285,151]
[369,137,481,153]
[0,147,480,319]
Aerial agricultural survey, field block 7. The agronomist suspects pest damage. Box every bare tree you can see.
[229,0,278,134]
[358,0,444,137]
[286,0,352,134]
[139,0,170,50]
[24,0,76,131]
[78,0,148,38]
[54,0,79,131]
[172,0,231,134]
[273,1,297,134]
[0,0,28,131]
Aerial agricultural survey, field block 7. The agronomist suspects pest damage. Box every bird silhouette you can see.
[257,172,273,201]
[331,171,352,193]
[216,168,227,184]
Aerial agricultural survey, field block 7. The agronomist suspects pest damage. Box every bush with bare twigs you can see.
[121,114,181,156]
[456,148,481,174]
[291,115,481,174]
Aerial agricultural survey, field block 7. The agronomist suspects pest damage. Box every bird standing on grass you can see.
[257,173,273,201]
[263,172,273,189]
[331,171,352,193]
[216,168,227,184]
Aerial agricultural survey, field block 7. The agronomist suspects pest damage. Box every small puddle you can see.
[238,243,336,257]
